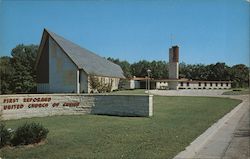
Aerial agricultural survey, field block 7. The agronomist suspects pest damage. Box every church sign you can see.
[0,94,153,120]
[2,97,80,111]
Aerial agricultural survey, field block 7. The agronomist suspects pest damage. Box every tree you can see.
[206,63,230,81]
[181,64,207,80]
[229,64,249,88]
[131,60,151,77]
[108,57,249,88]
[10,44,38,93]
[117,61,132,78]
[0,56,14,94]
[107,57,132,78]
[149,60,168,79]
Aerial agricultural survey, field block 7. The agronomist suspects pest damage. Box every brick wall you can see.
[0,94,153,120]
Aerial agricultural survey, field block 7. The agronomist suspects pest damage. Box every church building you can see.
[35,29,124,93]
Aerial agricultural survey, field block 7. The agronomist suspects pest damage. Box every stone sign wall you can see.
[0,94,153,120]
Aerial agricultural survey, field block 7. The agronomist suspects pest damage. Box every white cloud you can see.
[246,0,250,2]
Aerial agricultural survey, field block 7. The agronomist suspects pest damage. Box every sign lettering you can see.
[1,97,80,111]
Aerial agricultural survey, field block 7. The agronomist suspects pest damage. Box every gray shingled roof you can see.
[46,29,125,78]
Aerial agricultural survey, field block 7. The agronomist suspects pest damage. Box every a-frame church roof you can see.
[35,29,125,78]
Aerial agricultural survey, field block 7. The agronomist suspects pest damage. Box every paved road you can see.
[149,90,250,159]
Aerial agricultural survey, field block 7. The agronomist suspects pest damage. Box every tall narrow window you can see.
[198,82,201,86]
[215,83,218,86]
[204,82,207,86]
[187,82,189,86]
[210,83,213,86]
[221,83,223,86]
[79,71,81,83]
[181,82,183,86]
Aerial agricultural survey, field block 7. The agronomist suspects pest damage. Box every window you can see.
[78,71,81,83]
[226,83,228,86]
[215,83,218,86]
[198,82,201,86]
[181,82,183,86]
[204,82,207,86]
[210,83,213,86]
[221,83,223,86]
[187,82,189,86]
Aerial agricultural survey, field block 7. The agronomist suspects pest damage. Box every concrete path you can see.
[222,104,250,159]
[192,95,249,159]
[149,90,249,159]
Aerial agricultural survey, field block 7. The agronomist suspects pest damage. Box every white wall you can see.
[169,63,179,79]
[49,37,78,93]
[156,82,168,89]
[178,82,231,89]
[0,94,153,120]
[120,80,141,90]
[80,70,89,93]
[111,78,120,91]
[168,81,179,90]
[155,81,231,90]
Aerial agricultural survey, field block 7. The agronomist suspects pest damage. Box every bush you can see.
[0,122,11,148]
[11,123,49,146]
[233,89,242,91]
[89,76,113,93]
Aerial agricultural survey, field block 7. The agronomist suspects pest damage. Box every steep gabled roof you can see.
[35,29,125,78]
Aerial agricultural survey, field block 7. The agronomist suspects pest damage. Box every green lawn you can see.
[0,94,241,159]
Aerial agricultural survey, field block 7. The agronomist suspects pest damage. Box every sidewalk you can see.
[150,90,250,159]
[222,105,250,159]
[172,94,249,159]
[193,96,249,159]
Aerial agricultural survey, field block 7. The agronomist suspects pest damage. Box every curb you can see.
[173,98,245,159]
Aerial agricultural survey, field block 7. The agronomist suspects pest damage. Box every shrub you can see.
[11,122,49,146]
[233,89,242,91]
[0,109,2,120]
[0,122,11,148]
[89,76,113,93]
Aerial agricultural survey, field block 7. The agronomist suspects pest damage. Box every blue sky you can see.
[0,0,249,66]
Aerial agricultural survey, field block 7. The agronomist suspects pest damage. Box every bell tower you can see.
[168,46,179,90]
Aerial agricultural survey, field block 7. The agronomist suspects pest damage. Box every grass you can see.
[0,91,242,159]
[222,88,250,95]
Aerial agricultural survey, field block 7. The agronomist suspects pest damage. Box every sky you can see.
[0,0,249,66]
